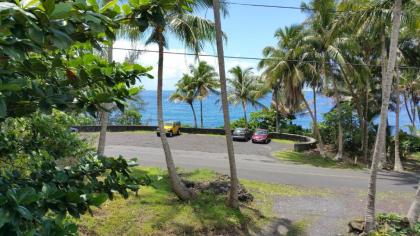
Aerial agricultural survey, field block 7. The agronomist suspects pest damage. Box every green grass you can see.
[76,167,325,236]
[273,151,364,169]
[272,139,295,145]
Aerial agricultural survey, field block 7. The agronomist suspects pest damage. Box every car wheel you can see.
[157,133,160,137]
[168,132,173,137]
[265,139,268,144]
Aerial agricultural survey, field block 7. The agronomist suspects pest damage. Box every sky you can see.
[113,0,309,90]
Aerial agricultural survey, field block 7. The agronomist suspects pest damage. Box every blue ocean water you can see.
[139,90,418,130]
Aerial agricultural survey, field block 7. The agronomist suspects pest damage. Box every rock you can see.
[277,225,289,235]
[183,174,254,202]
[348,219,364,234]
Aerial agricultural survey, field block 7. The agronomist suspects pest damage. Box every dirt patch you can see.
[183,174,254,203]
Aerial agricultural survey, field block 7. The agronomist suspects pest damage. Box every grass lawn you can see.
[272,139,295,145]
[273,151,364,169]
[76,167,328,236]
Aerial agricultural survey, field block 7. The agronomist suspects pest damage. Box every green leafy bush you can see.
[374,213,420,236]
[319,103,376,155]
[116,109,142,125]
[230,109,308,134]
[398,132,420,158]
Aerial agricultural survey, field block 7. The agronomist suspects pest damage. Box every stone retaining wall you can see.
[73,125,317,152]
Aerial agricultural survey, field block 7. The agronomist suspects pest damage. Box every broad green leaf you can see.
[16,187,38,205]
[42,0,55,15]
[50,2,72,19]
[17,206,33,220]
[0,79,27,92]
[0,209,10,228]
[100,0,117,13]
[128,87,140,96]
[121,4,132,15]
[87,193,107,207]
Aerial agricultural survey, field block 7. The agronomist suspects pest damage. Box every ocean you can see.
[139,90,418,131]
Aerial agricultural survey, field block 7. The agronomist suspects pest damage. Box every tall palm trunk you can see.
[212,0,239,209]
[200,100,203,128]
[407,181,420,227]
[302,94,325,157]
[97,44,113,156]
[394,63,403,172]
[242,100,248,128]
[363,84,369,163]
[378,32,389,169]
[404,93,416,132]
[157,29,194,200]
[274,85,280,133]
[312,85,318,139]
[190,102,198,128]
[364,0,402,232]
[333,79,343,160]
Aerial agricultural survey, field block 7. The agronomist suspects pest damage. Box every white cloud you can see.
[112,39,258,90]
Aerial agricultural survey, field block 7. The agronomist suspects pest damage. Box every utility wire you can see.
[219,1,381,13]
[112,47,420,70]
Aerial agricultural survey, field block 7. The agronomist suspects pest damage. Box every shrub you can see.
[116,109,142,125]
[375,213,420,235]
[319,103,376,155]
[230,109,308,134]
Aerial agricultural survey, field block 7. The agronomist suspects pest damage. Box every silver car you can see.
[232,128,252,141]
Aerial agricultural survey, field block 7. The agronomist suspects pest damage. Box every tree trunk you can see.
[302,94,326,157]
[242,100,248,128]
[363,84,369,164]
[212,0,239,209]
[97,44,114,156]
[404,92,415,128]
[394,62,403,172]
[333,79,343,161]
[190,103,198,128]
[97,108,109,156]
[274,85,280,133]
[364,0,402,232]
[377,31,388,170]
[407,182,420,227]
[200,100,203,128]
[156,29,194,201]
[313,85,318,139]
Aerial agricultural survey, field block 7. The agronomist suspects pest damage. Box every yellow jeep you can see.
[156,121,181,137]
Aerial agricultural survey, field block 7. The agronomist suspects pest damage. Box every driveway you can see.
[85,132,418,236]
[89,132,419,192]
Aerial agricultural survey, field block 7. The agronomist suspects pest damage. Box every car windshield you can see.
[234,128,245,133]
[255,130,268,135]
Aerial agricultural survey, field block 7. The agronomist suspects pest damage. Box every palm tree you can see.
[301,0,354,160]
[227,66,267,128]
[259,25,308,133]
[407,181,420,227]
[259,25,327,157]
[170,75,198,128]
[189,61,219,128]
[212,0,239,209]
[127,0,224,200]
[364,0,403,232]
[394,58,403,172]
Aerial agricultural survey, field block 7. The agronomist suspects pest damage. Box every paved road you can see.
[99,132,419,192]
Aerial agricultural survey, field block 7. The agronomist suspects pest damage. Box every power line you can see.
[112,47,420,70]
[220,1,376,13]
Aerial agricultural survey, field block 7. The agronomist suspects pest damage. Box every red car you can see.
[252,129,271,144]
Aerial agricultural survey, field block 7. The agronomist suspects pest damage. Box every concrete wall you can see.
[73,125,317,152]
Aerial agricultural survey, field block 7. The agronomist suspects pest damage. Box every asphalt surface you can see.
[98,132,419,193]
